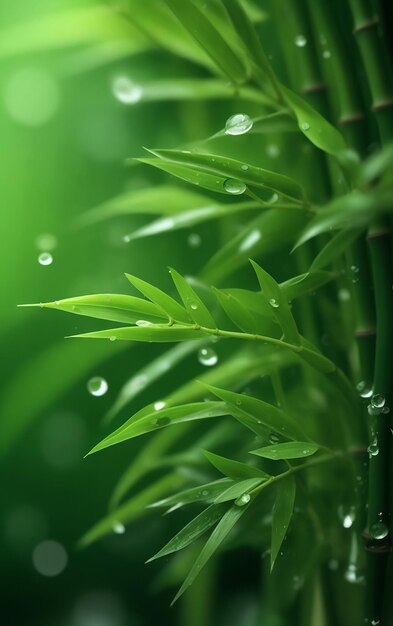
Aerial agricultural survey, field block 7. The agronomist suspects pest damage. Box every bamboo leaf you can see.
[202,450,268,479]
[149,478,233,509]
[250,442,319,460]
[147,503,229,562]
[280,271,335,300]
[310,228,364,271]
[169,268,217,328]
[213,287,258,333]
[163,0,247,84]
[250,260,301,345]
[68,324,204,343]
[271,476,296,570]
[205,385,308,440]
[281,85,346,156]
[172,504,248,604]
[125,273,190,323]
[87,401,228,455]
[213,478,265,503]
[19,294,168,325]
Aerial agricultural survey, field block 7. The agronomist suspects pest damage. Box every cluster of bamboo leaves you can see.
[15,0,393,621]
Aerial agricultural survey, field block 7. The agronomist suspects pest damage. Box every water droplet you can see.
[345,564,364,584]
[351,265,359,273]
[198,347,218,367]
[35,233,57,251]
[112,521,125,534]
[294,35,307,47]
[371,394,385,409]
[371,620,381,626]
[338,288,351,302]
[240,164,249,171]
[343,514,354,529]
[190,303,198,311]
[202,490,209,497]
[38,252,53,266]
[382,406,390,414]
[369,521,388,540]
[239,229,261,252]
[223,178,247,195]
[322,50,331,59]
[87,377,108,397]
[109,335,117,342]
[225,113,253,136]
[269,298,279,308]
[153,416,171,427]
[235,493,250,506]
[367,439,379,457]
[301,122,310,131]
[136,320,153,327]
[356,381,373,398]
[269,434,280,444]
[188,233,201,248]
[154,401,166,411]
[112,76,142,104]
[268,193,279,204]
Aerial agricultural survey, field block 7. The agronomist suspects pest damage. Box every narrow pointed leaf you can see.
[280,271,335,300]
[310,227,365,271]
[69,324,204,343]
[172,504,248,604]
[87,401,228,454]
[169,268,216,328]
[147,503,229,562]
[19,295,168,325]
[149,478,233,509]
[202,449,267,480]
[213,288,257,333]
[251,260,301,345]
[125,273,190,323]
[271,476,296,570]
[214,478,264,503]
[250,442,319,460]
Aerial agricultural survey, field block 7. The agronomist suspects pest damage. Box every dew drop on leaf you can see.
[198,347,218,367]
[112,521,125,534]
[235,493,250,506]
[269,298,280,308]
[136,320,153,327]
[38,252,53,266]
[153,416,171,427]
[240,164,249,171]
[225,113,253,136]
[154,401,166,411]
[301,122,310,131]
[87,377,108,397]
[224,178,247,195]
[112,76,142,104]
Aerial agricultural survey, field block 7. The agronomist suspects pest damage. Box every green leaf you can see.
[149,478,233,509]
[202,209,307,282]
[281,85,346,156]
[271,476,296,570]
[87,401,228,455]
[169,268,216,328]
[147,149,304,201]
[280,271,335,300]
[202,450,267,480]
[213,287,258,333]
[68,324,204,343]
[310,227,364,271]
[250,442,319,460]
[19,294,168,325]
[125,273,190,324]
[205,385,308,440]
[147,503,229,562]
[164,0,247,84]
[172,504,248,604]
[214,478,264,503]
[78,473,184,548]
[250,260,301,345]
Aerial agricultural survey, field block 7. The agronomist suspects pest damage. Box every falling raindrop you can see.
[112,76,143,104]
[38,252,53,266]
[87,377,108,397]
[294,35,307,47]
[223,178,247,195]
[225,113,253,136]
[198,347,218,367]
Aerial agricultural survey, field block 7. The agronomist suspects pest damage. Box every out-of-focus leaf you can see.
[164,0,247,84]
[361,143,393,184]
[69,324,204,343]
[78,473,184,548]
[250,442,319,460]
[271,476,296,570]
[213,288,258,333]
[0,339,129,456]
[125,273,190,324]
[147,503,229,562]
[172,504,248,604]
[169,268,216,328]
[281,85,346,156]
[146,149,304,201]
[202,450,267,479]
[149,478,233,509]
[214,478,264,503]
[280,271,335,300]
[310,228,364,271]
[87,401,228,455]
[202,210,307,282]
[19,294,168,325]
[251,260,301,345]
[0,5,148,57]
[205,385,308,440]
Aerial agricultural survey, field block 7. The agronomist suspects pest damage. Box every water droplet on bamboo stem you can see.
[369,521,388,540]
[371,394,385,409]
